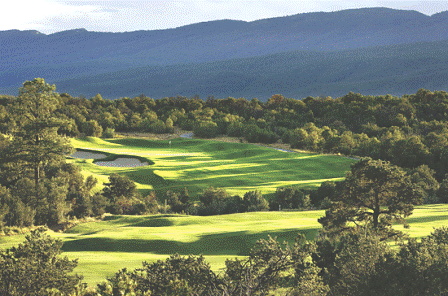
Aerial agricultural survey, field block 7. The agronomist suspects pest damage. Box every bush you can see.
[227,122,245,137]
[199,186,229,207]
[223,195,244,214]
[112,196,152,215]
[0,228,84,296]
[313,229,391,296]
[166,190,186,213]
[91,193,109,216]
[370,227,448,296]
[193,121,220,138]
[197,187,238,215]
[68,191,92,218]
[103,174,137,203]
[142,192,159,214]
[96,269,146,296]
[1,185,34,228]
[150,120,168,134]
[82,120,103,137]
[270,186,310,210]
[102,127,115,138]
[310,181,337,209]
[242,190,269,212]
[197,199,229,216]
[99,254,222,295]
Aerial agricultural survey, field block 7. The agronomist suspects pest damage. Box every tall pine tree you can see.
[1,78,74,196]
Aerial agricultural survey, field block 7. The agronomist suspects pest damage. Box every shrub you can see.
[142,192,159,214]
[197,199,229,216]
[310,181,337,209]
[199,186,229,207]
[150,120,168,134]
[227,122,245,137]
[242,190,269,212]
[82,120,103,137]
[271,186,310,210]
[1,185,34,228]
[112,196,151,215]
[99,254,222,295]
[193,121,220,138]
[102,127,115,138]
[313,230,391,296]
[103,174,137,203]
[91,193,109,216]
[0,228,84,295]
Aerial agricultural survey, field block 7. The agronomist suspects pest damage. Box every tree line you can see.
[2,84,447,178]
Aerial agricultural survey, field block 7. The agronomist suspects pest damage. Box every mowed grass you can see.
[2,205,448,286]
[68,137,356,198]
[0,211,322,286]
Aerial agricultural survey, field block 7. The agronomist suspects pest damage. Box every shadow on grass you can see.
[92,154,155,166]
[406,214,448,224]
[126,217,175,227]
[61,227,320,256]
[108,138,204,148]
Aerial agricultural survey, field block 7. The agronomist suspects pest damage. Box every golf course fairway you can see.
[67,136,356,198]
[10,135,445,287]
[1,205,448,286]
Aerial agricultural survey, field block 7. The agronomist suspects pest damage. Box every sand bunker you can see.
[95,158,149,167]
[70,150,149,167]
[70,151,107,159]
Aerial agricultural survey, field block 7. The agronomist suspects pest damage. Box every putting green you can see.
[68,137,356,198]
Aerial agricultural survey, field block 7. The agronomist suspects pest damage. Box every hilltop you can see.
[1,7,448,99]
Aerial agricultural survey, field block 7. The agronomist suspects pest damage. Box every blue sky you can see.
[2,0,448,34]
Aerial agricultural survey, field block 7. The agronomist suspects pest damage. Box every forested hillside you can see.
[49,40,448,99]
[1,7,448,98]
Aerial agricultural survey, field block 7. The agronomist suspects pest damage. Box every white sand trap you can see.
[70,151,107,159]
[95,158,149,167]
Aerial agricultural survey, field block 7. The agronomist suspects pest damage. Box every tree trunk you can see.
[373,191,380,229]
[34,165,39,187]
[373,208,379,229]
[35,134,39,198]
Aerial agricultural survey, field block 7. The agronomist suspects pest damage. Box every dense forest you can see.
[2,78,448,294]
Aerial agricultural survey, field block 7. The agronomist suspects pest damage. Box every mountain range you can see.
[2,7,448,100]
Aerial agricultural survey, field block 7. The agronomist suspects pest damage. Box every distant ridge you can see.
[35,39,445,100]
[1,7,448,99]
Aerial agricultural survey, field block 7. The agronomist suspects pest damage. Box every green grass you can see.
[2,205,448,287]
[1,211,322,286]
[68,137,355,198]
[0,137,363,286]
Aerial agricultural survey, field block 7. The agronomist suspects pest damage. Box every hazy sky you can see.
[2,0,448,34]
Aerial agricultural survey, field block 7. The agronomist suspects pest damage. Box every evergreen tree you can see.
[0,228,84,295]
[319,158,423,239]
[1,78,74,194]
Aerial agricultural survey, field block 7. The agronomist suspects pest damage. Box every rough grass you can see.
[68,137,355,198]
[1,205,448,287]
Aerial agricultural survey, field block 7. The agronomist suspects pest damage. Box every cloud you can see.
[0,0,110,33]
[2,0,448,34]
